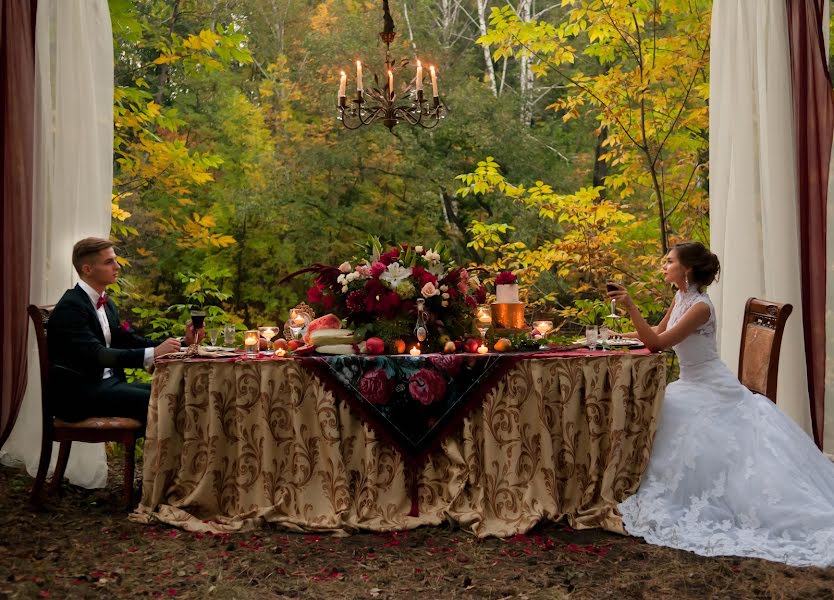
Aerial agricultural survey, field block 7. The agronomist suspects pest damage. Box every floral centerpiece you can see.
[299,237,486,349]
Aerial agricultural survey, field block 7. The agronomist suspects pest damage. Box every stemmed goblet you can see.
[605,282,622,320]
[476,305,492,341]
[288,309,306,341]
[258,326,279,351]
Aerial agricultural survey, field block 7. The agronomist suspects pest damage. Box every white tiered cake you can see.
[495,283,520,304]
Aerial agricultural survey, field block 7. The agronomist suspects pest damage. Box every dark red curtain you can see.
[0,0,36,451]
[786,0,832,449]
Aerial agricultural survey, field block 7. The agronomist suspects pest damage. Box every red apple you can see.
[365,337,385,355]
[464,338,480,353]
[273,338,288,351]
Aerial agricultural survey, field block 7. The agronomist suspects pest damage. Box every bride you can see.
[607,242,834,567]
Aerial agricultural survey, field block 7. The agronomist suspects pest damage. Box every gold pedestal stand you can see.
[490,303,526,330]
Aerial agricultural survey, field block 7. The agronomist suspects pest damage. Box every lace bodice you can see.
[668,289,720,371]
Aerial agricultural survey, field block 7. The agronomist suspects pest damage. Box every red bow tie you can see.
[96,294,108,309]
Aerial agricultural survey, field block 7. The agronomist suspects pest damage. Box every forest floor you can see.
[1,458,833,600]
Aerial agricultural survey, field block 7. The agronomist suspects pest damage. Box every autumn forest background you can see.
[109,0,711,339]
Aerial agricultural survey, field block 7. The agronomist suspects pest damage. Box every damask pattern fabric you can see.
[132,354,666,537]
[619,289,834,567]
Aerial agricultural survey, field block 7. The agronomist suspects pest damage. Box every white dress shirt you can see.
[78,280,154,378]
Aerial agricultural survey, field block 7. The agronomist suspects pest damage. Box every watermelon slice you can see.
[302,313,343,344]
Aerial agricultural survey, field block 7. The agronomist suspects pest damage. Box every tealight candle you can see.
[244,330,259,355]
[292,315,306,326]
[477,344,489,354]
[274,348,287,357]
[409,346,421,356]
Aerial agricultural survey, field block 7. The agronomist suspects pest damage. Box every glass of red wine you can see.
[605,282,621,319]
[190,309,206,331]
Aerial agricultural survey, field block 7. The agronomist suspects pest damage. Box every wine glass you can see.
[598,325,610,350]
[532,320,553,338]
[585,326,599,350]
[476,305,492,340]
[207,327,220,346]
[259,326,279,351]
[288,309,306,340]
[223,324,237,347]
[605,282,622,319]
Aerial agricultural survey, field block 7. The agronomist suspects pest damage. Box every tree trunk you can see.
[592,126,609,198]
[154,0,181,106]
[440,189,483,264]
[517,0,534,125]
[477,0,497,97]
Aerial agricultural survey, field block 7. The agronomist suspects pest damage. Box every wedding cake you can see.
[495,283,520,304]
[491,272,525,329]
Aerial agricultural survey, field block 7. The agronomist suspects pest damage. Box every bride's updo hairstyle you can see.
[674,242,720,290]
[675,242,721,291]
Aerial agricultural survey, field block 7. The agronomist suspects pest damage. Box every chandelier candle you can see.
[356,61,363,93]
[430,65,438,99]
[416,61,423,92]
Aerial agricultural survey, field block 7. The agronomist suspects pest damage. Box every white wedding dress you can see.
[618,289,834,567]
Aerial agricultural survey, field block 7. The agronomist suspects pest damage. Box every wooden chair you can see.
[737,298,793,403]
[28,304,143,510]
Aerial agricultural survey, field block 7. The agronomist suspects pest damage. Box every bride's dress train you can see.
[618,289,834,567]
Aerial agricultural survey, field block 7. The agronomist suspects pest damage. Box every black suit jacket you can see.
[47,285,161,389]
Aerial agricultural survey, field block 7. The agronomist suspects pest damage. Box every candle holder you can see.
[284,303,315,341]
[244,330,259,355]
[259,326,279,351]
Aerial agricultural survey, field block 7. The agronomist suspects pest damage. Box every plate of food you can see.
[571,337,644,349]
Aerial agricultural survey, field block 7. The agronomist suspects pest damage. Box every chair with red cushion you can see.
[28,304,143,510]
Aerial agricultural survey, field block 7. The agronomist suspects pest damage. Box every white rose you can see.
[439,285,449,292]
[421,282,440,298]
[337,274,347,285]
[415,246,423,253]
[342,285,348,293]
[339,261,352,273]
[441,292,450,299]
[441,300,449,307]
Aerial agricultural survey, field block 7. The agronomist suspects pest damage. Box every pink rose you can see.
[408,368,447,405]
[359,369,394,405]
[370,262,387,278]
[355,264,372,277]
[421,282,439,298]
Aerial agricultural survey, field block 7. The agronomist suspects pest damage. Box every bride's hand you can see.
[607,284,635,310]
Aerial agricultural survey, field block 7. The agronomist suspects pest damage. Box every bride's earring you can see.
[685,273,691,292]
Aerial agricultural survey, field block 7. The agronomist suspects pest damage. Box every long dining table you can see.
[131,348,666,537]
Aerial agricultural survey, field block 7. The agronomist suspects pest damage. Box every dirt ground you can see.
[1,457,833,600]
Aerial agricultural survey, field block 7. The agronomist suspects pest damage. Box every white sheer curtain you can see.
[0,0,113,487]
[709,0,811,434]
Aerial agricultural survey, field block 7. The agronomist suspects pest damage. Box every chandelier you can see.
[336,0,446,132]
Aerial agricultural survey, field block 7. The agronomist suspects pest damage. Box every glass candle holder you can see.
[532,320,553,337]
[259,326,278,350]
[244,330,259,355]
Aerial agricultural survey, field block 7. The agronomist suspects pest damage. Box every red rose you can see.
[359,369,394,405]
[379,249,400,265]
[370,262,387,278]
[321,294,335,309]
[465,295,477,307]
[307,284,323,305]
[495,271,517,285]
[429,354,463,377]
[120,320,131,332]
[380,291,401,318]
[411,266,437,287]
[408,368,447,406]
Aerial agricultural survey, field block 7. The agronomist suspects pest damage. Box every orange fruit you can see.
[493,338,512,352]
[392,339,406,354]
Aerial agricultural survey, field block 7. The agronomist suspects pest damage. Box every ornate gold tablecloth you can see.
[131,353,666,536]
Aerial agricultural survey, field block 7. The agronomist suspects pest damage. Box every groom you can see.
[47,237,195,424]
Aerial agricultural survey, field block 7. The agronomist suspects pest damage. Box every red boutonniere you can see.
[495,271,517,285]
[120,320,131,332]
